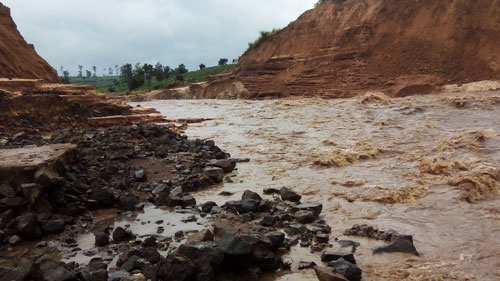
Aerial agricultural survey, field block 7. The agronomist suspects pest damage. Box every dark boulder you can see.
[16,213,43,240]
[118,193,140,211]
[280,187,301,202]
[88,189,115,208]
[217,234,253,256]
[314,266,349,281]
[200,201,217,214]
[373,233,419,256]
[327,258,362,281]
[263,187,280,195]
[134,169,147,182]
[0,183,17,198]
[20,183,43,206]
[203,167,224,182]
[112,227,135,242]
[294,210,316,224]
[157,254,195,281]
[264,231,285,250]
[177,242,224,281]
[33,255,75,281]
[207,159,236,173]
[81,258,108,281]
[292,202,323,217]
[321,251,356,264]
[40,219,65,234]
[242,190,262,201]
[139,248,161,263]
[34,167,64,189]
[94,232,109,247]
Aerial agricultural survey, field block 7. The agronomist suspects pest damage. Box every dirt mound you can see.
[227,0,500,98]
[0,4,59,82]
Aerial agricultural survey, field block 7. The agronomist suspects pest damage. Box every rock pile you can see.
[0,122,234,247]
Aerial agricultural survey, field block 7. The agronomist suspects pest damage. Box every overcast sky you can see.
[3,0,316,76]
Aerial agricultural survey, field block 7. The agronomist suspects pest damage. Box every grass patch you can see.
[245,28,281,54]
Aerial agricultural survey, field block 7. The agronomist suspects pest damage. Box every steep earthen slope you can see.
[0,3,59,82]
[232,0,500,98]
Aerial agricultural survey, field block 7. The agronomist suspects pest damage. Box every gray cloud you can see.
[3,0,316,75]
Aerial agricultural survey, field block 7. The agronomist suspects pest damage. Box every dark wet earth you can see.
[131,91,500,280]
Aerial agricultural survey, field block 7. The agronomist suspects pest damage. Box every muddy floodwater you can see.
[132,91,500,281]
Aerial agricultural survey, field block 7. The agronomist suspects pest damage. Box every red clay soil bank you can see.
[229,0,500,98]
[0,3,59,82]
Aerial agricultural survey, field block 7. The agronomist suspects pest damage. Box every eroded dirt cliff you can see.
[0,3,59,82]
[228,0,500,98]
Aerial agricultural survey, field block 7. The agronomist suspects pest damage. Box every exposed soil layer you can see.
[0,82,168,134]
[222,0,500,98]
[0,4,59,82]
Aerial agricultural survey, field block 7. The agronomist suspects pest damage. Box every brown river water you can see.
[131,91,500,281]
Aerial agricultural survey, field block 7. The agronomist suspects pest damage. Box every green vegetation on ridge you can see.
[245,28,281,54]
[62,63,235,93]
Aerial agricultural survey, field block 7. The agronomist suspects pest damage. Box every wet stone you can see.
[41,219,65,234]
[113,226,135,242]
[289,223,308,234]
[0,182,17,198]
[293,202,323,217]
[8,235,22,246]
[16,213,43,240]
[186,229,214,245]
[280,187,301,202]
[157,254,195,281]
[311,223,332,234]
[260,216,276,227]
[35,255,75,281]
[204,167,224,182]
[201,201,217,213]
[321,251,356,264]
[263,187,280,195]
[264,231,285,250]
[314,266,349,281]
[327,258,362,281]
[316,232,329,243]
[139,248,161,263]
[242,190,262,201]
[94,232,109,247]
[217,234,253,256]
[207,159,236,173]
[134,169,147,182]
[373,233,419,256]
[298,261,317,270]
[294,210,317,224]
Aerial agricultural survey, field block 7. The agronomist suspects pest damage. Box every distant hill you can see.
[0,3,59,82]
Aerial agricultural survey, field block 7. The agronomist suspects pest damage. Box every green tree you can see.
[120,64,133,82]
[153,62,164,81]
[175,74,185,81]
[92,66,97,78]
[86,70,92,79]
[163,66,172,78]
[199,63,206,70]
[61,70,70,84]
[78,65,83,78]
[175,64,188,75]
[218,58,228,66]
[142,63,154,89]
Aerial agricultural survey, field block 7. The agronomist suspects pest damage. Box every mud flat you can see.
[133,90,500,280]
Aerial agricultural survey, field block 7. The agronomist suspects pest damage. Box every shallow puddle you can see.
[133,91,500,280]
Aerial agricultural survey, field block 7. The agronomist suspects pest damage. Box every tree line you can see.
[59,58,231,90]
